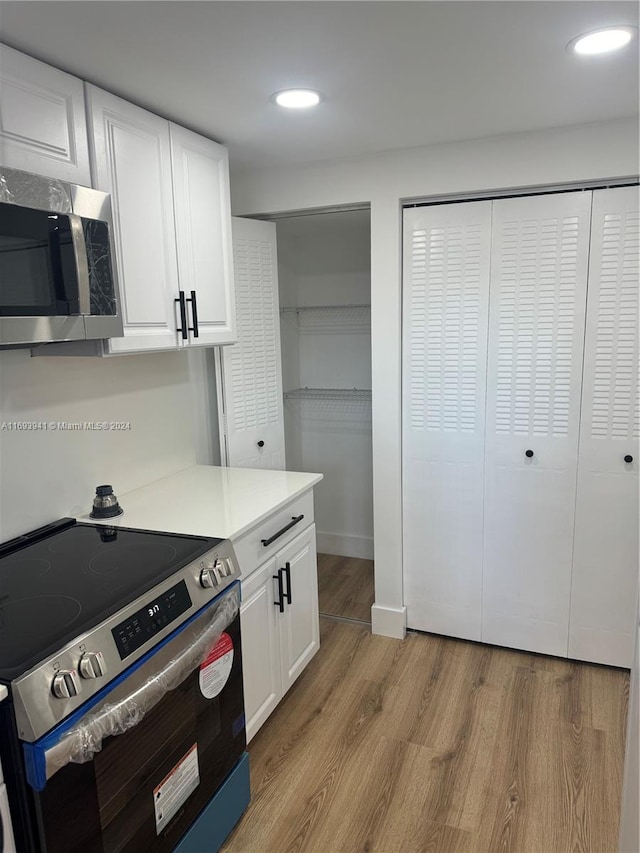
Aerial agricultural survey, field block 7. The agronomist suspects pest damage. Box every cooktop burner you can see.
[0,519,221,680]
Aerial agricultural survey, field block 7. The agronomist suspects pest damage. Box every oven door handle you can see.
[22,583,240,791]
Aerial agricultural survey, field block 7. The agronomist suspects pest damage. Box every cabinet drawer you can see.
[233,490,314,580]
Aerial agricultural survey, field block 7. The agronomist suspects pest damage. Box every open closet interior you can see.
[218,208,375,623]
[276,209,374,623]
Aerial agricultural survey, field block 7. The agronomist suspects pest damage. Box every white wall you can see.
[0,348,199,541]
[231,118,640,638]
[276,211,373,559]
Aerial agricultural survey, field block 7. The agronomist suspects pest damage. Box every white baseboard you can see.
[371,604,407,639]
[316,531,374,560]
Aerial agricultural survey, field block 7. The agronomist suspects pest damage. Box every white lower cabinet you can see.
[240,557,281,741]
[241,523,319,742]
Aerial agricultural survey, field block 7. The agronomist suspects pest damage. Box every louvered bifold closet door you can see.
[219,217,285,469]
[568,186,639,667]
[402,202,492,640]
[482,192,592,657]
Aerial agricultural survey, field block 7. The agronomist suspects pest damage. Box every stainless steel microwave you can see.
[0,166,123,347]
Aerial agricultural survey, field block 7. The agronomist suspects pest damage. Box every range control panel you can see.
[112,580,193,660]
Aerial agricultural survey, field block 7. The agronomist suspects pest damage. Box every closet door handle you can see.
[175,291,188,340]
[525,449,534,458]
[186,290,199,338]
[283,561,292,605]
[273,569,285,613]
[624,455,634,464]
[261,515,305,547]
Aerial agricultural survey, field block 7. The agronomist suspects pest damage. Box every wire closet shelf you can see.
[280,304,371,331]
[283,387,372,402]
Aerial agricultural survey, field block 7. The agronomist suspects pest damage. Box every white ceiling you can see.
[0,1,637,173]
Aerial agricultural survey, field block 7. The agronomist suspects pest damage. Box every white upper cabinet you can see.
[402,201,492,641]
[569,186,640,667]
[170,125,236,347]
[0,44,90,184]
[85,86,236,353]
[86,85,180,353]
[482,191,592,657]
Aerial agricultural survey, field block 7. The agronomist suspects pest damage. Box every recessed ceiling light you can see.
[569,26,636,55]
[272,89,322,109]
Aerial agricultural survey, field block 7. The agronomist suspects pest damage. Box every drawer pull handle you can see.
[273,568,285,613]
[283,561,292,605]
[261,515,305,548]
[624,455,633,464]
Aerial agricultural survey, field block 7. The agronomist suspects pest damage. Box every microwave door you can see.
[0,203,86,346]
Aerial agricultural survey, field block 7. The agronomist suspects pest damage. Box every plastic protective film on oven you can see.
[22,583,240,791]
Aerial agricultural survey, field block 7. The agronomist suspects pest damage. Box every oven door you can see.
[23,582,245,853]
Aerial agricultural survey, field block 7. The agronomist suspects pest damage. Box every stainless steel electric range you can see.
[0,517,250,853]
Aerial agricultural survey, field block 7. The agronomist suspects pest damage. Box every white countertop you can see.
[80,465,322,541]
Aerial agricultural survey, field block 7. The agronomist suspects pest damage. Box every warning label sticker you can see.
[153,743,200,835]
[199,632,234,699]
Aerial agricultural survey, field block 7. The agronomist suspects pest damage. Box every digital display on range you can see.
[112,580,192,660]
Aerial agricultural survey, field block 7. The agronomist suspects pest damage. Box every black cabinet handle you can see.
[624,455,634,464]
[525,449,534,458]
[273,568,285,613]
[175,291,188,340]
[187,290,199,338]
[283,561,292,605]
[261,515,304,547]
[257,440,265,448]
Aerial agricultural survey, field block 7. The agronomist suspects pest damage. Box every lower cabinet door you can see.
[240,558,281,743]
[276,525,320,694]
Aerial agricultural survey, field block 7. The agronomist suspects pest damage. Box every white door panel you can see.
[277,525,319,692]
[240,559,281,742]
[482,191,592,656]
[402,201,492,640]
[0,44,90,185]
[219,217,285,468]
[569,185,639,667]
[170,125,236,347]
[86,85,179,353]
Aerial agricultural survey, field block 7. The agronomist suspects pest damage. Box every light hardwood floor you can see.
[223,619,629,853]
[317,554,374,622]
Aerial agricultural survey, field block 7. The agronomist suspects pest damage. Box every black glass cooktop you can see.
[0,518,221,680]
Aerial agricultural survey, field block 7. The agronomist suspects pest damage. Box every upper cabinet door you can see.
[170,125,236,347]
[569,185,639,667]
[482,191,592,657]
[86,85,180,353]
[402,201,492,641]
[0,44,90,184]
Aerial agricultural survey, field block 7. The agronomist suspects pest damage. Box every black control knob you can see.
[624,455,633,464]
[525,449,534,458]
[257,440,265,448]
